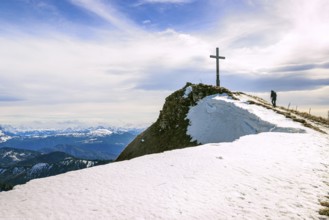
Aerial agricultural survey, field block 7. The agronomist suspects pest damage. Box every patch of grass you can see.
[320,201,329,207]
[286,109,329,126]
[228,92,329,132]
[246,99,327,134]
[320,200,329,217]
[319,208,329,216]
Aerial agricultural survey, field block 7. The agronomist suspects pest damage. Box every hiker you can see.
[271,90,277,107]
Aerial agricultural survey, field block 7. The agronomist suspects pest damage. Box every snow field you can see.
[0,131,328,219]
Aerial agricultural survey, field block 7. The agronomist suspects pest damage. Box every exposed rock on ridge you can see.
[116,83,234,161]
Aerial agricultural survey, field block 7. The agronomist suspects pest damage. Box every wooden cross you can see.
[210,47,225,87]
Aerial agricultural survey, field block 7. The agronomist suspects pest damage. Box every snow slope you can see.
[0,94,328,220]
[186,94,305,144]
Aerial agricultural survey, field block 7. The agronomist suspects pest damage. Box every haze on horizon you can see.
[0,0,328,129]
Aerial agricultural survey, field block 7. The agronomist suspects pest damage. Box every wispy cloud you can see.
[204,0,329,76]
[222,73,329,92]
[263,62,329,73]
[69,0,142,33]
[0,96,23,102]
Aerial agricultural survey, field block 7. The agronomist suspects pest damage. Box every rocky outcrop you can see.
[116,83,234,161]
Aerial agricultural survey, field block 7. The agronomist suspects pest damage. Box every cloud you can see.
[21,0,60,15]
[263,62,329,73]
[285,86,329,107]
[206,0,329,72]
[142,20,151,24]
[0,26,211,117]
[0,96,23,102]
[69,0,142,33]
[221,73,329,92]
[134,66,208,91]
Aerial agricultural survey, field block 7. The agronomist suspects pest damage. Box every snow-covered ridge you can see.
[88,128,113,136]
[1,151,21,161]
[29,163,49,175]
[187,94,306,144]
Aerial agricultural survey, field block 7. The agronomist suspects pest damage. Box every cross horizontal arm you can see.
[210,55,226,59]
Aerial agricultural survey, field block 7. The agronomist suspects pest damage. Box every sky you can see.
[0,0,328,129]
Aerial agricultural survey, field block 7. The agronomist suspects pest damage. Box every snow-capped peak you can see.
[88,128,113,136]
[0,130,11,143]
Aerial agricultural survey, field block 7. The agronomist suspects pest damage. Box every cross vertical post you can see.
[210,47,225,87]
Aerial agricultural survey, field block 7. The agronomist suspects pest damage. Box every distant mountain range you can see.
[0,126,142,160]
[0,126,142,191]
[0,147,110,191]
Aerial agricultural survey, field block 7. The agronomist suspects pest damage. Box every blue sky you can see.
[0,0,328,128]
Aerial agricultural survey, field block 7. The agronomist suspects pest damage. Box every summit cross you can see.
[210,47,225,87]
